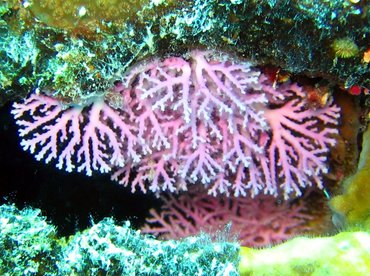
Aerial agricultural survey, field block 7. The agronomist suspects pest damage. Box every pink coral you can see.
[11,94,139,176]
[12,50,340,199]
[141,186,315,247]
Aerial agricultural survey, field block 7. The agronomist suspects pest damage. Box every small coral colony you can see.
[13,50,340,199]
[12,50,340,246]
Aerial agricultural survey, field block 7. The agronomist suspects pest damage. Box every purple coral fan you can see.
[12,50,340,199]
[141,186,315,247]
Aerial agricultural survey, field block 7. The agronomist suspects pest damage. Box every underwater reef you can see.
[0,0,370,275]
[1,203,369,275]
[0,204,239,275]
[1,0,369,106]
[11,50,340,199]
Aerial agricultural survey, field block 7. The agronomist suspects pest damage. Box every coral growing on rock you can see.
[1,203,368,275]
[12,50,340,199]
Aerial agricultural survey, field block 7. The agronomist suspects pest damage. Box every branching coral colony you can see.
[12,50,340,199]
[141,186,317,247]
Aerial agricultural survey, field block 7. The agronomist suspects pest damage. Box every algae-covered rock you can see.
[1,203,369,275]
[0,203,239,275]
[1,0,369,106]
[0,204,60,275]
[330,126,370,229]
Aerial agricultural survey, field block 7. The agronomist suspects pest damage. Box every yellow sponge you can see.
[330,126,370,228]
